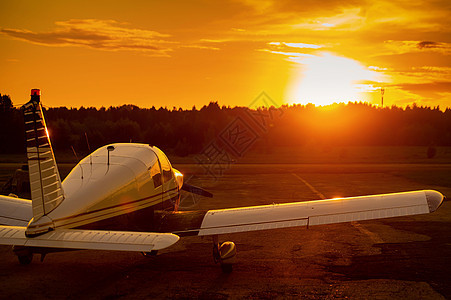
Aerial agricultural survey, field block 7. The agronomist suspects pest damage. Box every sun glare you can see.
[287,52,382,106]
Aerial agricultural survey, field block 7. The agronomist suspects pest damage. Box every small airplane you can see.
[0,89,444,272]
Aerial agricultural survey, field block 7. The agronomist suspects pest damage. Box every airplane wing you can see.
[167,190,444,236]
[0,226,179,252]
[0,195,32,227]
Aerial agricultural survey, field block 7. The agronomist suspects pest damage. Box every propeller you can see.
[181,183,213,198]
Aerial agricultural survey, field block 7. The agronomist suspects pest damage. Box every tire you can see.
[141,250,158,257]
[221,263,233,273]
[18,253,33,265]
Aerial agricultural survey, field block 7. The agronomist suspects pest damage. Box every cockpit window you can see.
[149,162,162,188]
[153,147,173,183]
[162,169,172,183]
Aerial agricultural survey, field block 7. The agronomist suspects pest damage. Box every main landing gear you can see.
[141,250,158,257]
[212,235,236,273]
[13,246,34,265]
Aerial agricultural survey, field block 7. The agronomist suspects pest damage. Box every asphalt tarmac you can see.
[0,164,450,299]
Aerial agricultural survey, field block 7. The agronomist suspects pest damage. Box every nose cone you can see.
[425,190,445,212]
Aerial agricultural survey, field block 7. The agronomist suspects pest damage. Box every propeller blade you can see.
[181,183,213,198]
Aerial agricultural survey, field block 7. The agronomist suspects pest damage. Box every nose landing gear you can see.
[212,235,236,273]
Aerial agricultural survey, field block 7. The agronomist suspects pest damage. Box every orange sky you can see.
[0,0,450,109]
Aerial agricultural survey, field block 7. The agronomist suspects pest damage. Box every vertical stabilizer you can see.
[22,89,64,232]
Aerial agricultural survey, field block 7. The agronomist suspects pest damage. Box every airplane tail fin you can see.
[22,89,64,231]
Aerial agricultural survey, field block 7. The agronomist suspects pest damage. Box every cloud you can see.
[268,42,322,49]
[292,7,366,31]
[368,66,388,71]
[412,66,451,74]
[1,19,175,55]
[262,41,328,64]
[417,41,442,49]
[395,82,451,93]
[259,43,317,64]
[391,82,451,101]
[260,49,314,58]
[181,45,220,50]
[383,40,451,55]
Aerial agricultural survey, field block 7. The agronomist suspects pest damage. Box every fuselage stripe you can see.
[28,186,179,229]
[63,192,180,229]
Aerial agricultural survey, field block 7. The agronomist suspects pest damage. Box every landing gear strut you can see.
[212,235,236,273]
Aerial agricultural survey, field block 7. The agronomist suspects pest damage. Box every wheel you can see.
[18,253,33,265]
[221,263,233,273]
[141,250,158,257]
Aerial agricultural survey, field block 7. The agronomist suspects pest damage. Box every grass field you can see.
[2,145,451,164]
[1,145,451,187]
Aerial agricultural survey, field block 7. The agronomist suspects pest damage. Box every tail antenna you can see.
[85,132,93,165]
[85,132,91,152]
[71,146,83,179]
[71,145,79,161]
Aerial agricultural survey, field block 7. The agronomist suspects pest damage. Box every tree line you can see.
[1,93,450,157]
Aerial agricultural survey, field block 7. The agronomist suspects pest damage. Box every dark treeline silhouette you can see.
[1,92,451,157]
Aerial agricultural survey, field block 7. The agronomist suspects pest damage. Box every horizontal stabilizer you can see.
[0,226,179,252]
[0,195,32,227]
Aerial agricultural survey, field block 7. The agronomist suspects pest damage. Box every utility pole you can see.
[381,87,385,107]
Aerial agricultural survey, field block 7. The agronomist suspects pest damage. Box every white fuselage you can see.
[27,143,181,233]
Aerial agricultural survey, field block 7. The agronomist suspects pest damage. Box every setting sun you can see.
[287,52,382,106]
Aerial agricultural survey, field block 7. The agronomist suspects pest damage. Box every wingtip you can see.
[424,190,444,212]
[153,233,180,250]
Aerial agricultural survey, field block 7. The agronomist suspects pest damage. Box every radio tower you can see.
[381,87,385,107]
